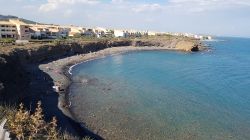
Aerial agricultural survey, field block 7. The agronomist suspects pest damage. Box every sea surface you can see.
[69,37,250,140]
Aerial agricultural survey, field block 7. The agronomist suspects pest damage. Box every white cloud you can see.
[2,0,250,37]
[63,9,73,17]
[132,4,162,13]
[39,2,57,12]
[111,0,125,3]
[169,0,250,5]
[168,0,250,12]
[39,0,100,12]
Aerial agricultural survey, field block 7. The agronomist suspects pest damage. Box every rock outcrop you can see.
[134,38,203,52]
[175,40,201,52]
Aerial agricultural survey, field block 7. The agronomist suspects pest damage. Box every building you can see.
[64,26,85,37]
[114,30,125,37]
[58,27,70,38]
[9,19,31,40]
[83,28,95,37]
[146,31,154,36]
[93,27,113,38]
[0,21,17,39]
[29,24,48,39]
[30,24,70,39]
[93,27,105,38]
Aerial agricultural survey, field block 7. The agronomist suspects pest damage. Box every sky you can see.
[1,0,250,37]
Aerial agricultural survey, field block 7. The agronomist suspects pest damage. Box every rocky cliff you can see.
[0,40,132,102]
[0,38,203,103]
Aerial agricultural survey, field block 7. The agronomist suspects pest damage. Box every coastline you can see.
[0,37,204,139]
[38,46,192,139]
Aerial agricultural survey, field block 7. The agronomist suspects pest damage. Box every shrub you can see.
[6,102,60,140]
[3,102,93,140]
[0,38,15,44]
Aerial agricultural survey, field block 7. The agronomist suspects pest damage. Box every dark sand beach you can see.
[36,46,191,139]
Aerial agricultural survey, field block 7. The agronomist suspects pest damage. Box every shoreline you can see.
[38,46,199,139]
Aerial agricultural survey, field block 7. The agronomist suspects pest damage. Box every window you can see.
[1,29,5,31]
[1,25,5,27]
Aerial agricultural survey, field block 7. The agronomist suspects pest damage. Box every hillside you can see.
[0,14,39,24]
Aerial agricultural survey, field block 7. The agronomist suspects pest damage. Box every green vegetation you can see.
[0,38,15,44]
[0,102,92,140]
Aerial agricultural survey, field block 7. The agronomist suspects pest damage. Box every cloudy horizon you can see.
[1,0,250,37]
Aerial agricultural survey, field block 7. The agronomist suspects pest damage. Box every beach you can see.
[37,46,191,138]
[0,37,203,139]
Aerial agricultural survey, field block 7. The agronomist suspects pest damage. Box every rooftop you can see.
[0,20,15,25]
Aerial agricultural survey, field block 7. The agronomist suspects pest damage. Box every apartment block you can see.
[9,19,31,40]
[0,21,17,39]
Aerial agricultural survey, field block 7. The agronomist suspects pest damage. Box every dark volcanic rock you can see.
[0,40,132,103]
[191,45,200,52]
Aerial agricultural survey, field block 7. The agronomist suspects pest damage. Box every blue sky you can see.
[1,0,250,37]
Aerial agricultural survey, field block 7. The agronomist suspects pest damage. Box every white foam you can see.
[68,56,108,75]
[68,63,78,75]
[203,39,225,42]
[67,51,126,75]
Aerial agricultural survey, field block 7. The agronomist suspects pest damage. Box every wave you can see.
[68,52,126,75]
[202,39,225,42]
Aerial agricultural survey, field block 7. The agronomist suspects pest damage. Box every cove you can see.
[69,37,250,140]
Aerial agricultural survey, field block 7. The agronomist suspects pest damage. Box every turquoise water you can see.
[69,37,250,140]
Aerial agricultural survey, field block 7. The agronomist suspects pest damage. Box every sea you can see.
[69,37,250,140]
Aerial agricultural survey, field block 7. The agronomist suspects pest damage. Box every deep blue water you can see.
[69,37,250,140]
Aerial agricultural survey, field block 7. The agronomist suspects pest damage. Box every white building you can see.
[83,28,95,37]
[93,27,113,38]
[65,26,85,37]
[0,21,17,39]
[29,24,70,39]
[9,19,31,40]
[114,30,125,37]
[148,31,156,36]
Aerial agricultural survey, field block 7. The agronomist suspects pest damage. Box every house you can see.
[114,30,125,37]
[9,19,31,40]
[30,24,70,39]
[58,27,70,38]
[93,27,113,38]
[148,31,156,36]
[0,20,17,39]
[93,27,105,38]
[83,28,95,37]
[29,24,48,39]
[65,26,85,37]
